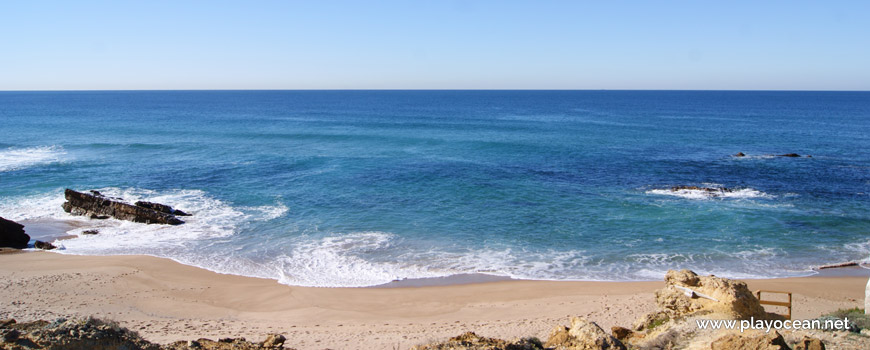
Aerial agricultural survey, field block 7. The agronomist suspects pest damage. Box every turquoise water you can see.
[1,90,868,286]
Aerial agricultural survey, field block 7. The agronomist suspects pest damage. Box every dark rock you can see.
[0,328,20,342]
[89,214,110,220]
[611,326,633,341]
[34,240,57,250]
[82,229,100,235]
[670,185,732,193]
[779,153,801,157]
[135,201,191,216]
[0,216,30,249]
[0,319,16,328]
[735,152,746,157]
[62,189,184,225]
[794,336,825,350]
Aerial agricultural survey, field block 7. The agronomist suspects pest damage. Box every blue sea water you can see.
[1,90,869,287]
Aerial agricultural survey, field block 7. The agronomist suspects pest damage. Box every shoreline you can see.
[2,251,867,349]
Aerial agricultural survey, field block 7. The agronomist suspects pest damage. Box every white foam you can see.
[647,187,770,200]
[275,232,446,287]
[0,146,66,172]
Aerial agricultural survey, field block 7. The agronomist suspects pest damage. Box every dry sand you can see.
[1,251,866,349]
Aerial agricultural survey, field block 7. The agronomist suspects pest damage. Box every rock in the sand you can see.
[545,317,626,350]
[62,189,184,225]
[794,336,825,350]
[2,317,296,350]
[0,216,30,249]
[634,269,776,331]
[135,201,191,216]
[261,334,286,348]
[610,326,633,341]
[34,240,57,250]
[710,331,791,350]
[412,332,544,350]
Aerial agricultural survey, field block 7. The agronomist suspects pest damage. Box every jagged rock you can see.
[610,327,632,341]
[710,331,791,350]
[0,216,30,249]
[82,229,99,235]
[735,152,746,157]
[62,189,184,225]
[779,153,801,157]
[262,333,286,348]
[135,201,191,216]
[34,240,57,250]
[794,336,825,350]
[544,317,626,350]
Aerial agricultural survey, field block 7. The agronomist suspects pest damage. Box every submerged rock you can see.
[669,185,733,193]
[62,189,184,225]
[778,153,801,157]
[735,152,746,157]
[0,216,30,249]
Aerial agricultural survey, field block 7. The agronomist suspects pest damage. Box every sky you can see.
[1,1,868,90]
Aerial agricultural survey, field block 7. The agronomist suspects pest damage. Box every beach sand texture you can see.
[1,251,866,349]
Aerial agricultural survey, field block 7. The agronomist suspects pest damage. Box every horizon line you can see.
[1,88,869,93]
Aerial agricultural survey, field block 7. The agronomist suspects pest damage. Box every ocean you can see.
[1,90,868,287]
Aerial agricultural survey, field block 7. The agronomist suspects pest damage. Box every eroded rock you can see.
[62,189,184,225]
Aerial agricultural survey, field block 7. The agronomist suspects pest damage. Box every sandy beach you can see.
[1,251,866,349]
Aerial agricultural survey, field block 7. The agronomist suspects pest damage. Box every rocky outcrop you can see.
[544,317,626,350]
[411,331,544,350]
[710,331,791,350]
[62,189,185,225]
[633,269,776,331]
[0,216,30,249]
[0,317,294,350]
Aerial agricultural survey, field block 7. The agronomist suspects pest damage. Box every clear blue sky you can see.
[1,1,868,90]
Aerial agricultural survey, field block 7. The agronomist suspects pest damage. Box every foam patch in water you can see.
[0,146,66,172]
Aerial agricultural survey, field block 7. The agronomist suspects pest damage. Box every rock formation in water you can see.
[0,216,29,249]
[62,189,185,225]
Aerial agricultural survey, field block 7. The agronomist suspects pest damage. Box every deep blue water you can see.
[1,90,869,286]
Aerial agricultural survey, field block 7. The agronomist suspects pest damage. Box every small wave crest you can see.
[0,146,66,172]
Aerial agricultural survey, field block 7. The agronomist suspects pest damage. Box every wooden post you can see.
[756,290,792,320]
